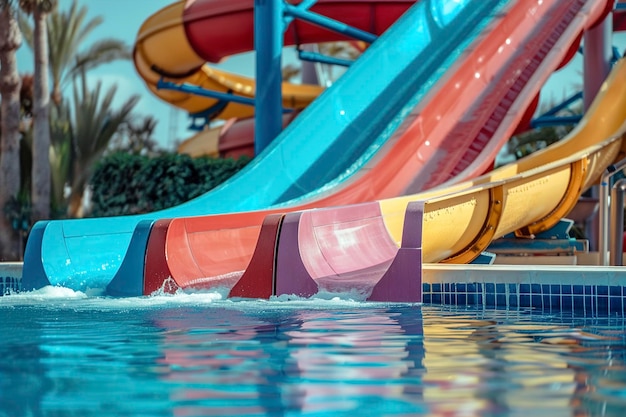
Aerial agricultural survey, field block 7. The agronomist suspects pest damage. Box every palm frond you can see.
[47,0,103,92]
[63,39,131,86]
[70,71,139,164]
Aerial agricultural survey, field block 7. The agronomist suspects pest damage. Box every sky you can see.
[14,0,626,151]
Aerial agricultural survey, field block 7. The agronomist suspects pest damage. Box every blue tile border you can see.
[423,281,626,315]
[0,275,20,296]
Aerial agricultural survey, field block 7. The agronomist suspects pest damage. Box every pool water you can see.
[1,288,625,417]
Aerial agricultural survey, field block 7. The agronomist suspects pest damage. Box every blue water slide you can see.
[22,0,508,291]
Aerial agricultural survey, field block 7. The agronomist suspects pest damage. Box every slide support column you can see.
[254,0,284,155]
[583,12,613,110]
[583,10,613,252]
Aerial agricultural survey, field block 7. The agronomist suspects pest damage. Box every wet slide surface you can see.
[120,0,609,296]
[24,0,480,290]
[234,57,626,302]
[21,0,610,293]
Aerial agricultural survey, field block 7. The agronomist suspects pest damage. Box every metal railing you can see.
[610,179,626,265]
[598,157,626,266]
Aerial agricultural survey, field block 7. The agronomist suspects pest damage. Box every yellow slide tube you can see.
[380,58,626,264]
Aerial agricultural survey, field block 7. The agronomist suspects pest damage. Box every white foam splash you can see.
[0,283,388,311]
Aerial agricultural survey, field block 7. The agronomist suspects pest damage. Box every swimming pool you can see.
[1,288,624,416]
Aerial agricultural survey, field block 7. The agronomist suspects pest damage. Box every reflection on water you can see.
[153,306,426,416]
[1,294,626,416]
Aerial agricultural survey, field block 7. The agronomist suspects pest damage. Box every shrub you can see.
[90,152,250,217]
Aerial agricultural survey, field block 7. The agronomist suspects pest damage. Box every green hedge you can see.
[90,152,250,217]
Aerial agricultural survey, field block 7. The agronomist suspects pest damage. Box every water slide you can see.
[146,55,626,303]
[17,0,495,290]
[101,0,612,296]
[133,0,413,118]
[21,0,609,292]
[265,60,626,302]
[22,0,421,289]
[139,0,410,158]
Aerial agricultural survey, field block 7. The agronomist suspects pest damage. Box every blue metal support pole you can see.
[283,3,377,44]
[157,79,257,107]
[535,91,582,117]
[255,0,284,155]
[530,115,581,129]
[283,0,317,27]
[298,48,353,67]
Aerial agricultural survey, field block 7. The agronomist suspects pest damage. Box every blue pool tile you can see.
[444,293,451,305]
[551,284,560,295]
[423,283,431,293]
[596,296,608,313]
[562,285,572,295]
[597,285,608,296]
[496,283,505,294]
[476,293,483,305]
[508,283,517,294]
[456,283,466,292]
[610,286,622,297]
[550,295,561,309]
[496,294,506,306]
[432,283,441,293]
[423,294,431,303]
[466,292,478,305]
[532,295,543,308]
[457,293,467,306]
[561,296,573,311]
[520,294,531,307]
[444,283,450,292]
[466,283,476,293]
[584,285,593,295]
[476,283,483,293]
[573,296,584,310]
[508,294,518,308]
[573,285,583,295]
[609,296,624,313]
[520,284,530,294]
[542,284,551,295]
[485,283,495,294]
[531,283,541,294]
[486,294,495,306]
[432,293,441,304]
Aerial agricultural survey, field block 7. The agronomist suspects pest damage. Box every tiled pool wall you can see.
[1,263,22,296]
[423,281,626,315]
[1,275,20,296]
[422,264,626,315]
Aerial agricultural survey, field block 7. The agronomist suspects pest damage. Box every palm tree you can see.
[67,71,139,217]
[17,0,132,219]
[19,0,131,106]
[0,0,23,260]
[19,0,56,222]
